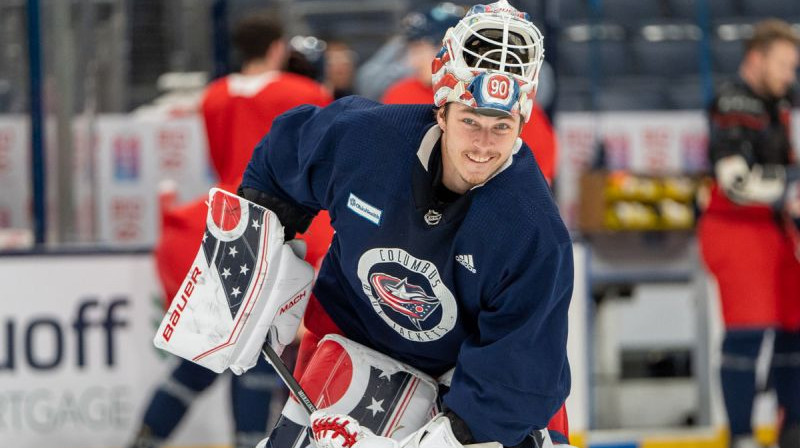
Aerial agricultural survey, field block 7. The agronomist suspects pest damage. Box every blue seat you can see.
[556,91,591,111]
[666,77,709,109]
[555,76,591,110]
[600,0,666,24]
[559,0,589,21]
[633,38,701,77]
[559,38,632,78]
[668,0,739,21]
[740,0,800,18]
[711,39,743,74]
[305,11,399,35]
[596,84,667,110]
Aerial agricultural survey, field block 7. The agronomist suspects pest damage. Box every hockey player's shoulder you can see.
[322,96,435,140]
[714,80,765,115]
[201,77,231,106]
[274,73,330,99]
[330,96,432,120]
[478,173,571,248]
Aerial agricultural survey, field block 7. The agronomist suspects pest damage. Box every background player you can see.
[128,13,333,448]
[698,19,800,448]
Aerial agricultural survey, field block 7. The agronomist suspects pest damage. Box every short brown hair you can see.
[745,19,800,54]
[232,14,284,63]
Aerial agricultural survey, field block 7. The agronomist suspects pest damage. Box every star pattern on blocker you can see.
[201,197,268,318]
[366,398,385,417]
[347,366,424,435]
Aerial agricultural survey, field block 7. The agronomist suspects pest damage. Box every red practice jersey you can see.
[155,72,334,303]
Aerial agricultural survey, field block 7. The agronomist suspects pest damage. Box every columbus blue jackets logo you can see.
[369,274,441,330]
[357,248,457,342]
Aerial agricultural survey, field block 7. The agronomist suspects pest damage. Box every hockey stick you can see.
[261,341,515,448]
[261,340,318,416]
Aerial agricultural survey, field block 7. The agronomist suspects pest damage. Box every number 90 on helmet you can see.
[431,0,544,123]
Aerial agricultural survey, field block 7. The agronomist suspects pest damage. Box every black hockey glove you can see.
[238,186,314,241]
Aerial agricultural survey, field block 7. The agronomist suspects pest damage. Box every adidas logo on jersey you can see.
[455,254,476,274]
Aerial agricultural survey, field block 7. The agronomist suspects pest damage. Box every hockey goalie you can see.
[154,186,571,448]
[154,0,578,446]
[152,189,520,448]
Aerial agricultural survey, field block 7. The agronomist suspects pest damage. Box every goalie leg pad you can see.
[261,335,438,447]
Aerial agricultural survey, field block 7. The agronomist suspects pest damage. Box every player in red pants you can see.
[698,19,800,448]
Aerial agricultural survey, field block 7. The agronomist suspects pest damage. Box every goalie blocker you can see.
[153,188,314,374]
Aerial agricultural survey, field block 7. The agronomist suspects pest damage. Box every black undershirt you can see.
[428,140,462,205]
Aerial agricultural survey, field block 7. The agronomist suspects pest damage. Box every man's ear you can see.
[436,107,447,130]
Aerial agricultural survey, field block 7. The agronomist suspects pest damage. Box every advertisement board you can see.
[0,253,231,448]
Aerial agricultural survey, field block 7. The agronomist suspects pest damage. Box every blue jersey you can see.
[241,96,573,446]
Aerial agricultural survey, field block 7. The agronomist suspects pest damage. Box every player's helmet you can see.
[402,3,463,43]
[432,0,544,122]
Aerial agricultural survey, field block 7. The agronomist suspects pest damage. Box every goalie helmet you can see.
[432,0,544,122]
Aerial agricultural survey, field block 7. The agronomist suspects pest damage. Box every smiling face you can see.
[436,102,521,194]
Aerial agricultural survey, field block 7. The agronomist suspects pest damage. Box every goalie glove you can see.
[715,155,790,206]
[310,411,396,448]
[309,411,570,448]
[400,415,501,448]
[153,188,313,374]
[310,411,503,448]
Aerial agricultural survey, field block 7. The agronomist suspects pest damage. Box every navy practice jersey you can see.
[241,96,573,446]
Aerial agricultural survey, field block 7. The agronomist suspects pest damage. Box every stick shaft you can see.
[261,341,317,415]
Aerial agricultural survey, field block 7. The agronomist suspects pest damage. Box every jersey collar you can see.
[227,71,280,97]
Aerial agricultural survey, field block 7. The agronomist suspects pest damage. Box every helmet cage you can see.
[432,1,544,121]
[453,15,543,87]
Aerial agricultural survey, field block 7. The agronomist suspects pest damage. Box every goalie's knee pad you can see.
[263,335,438,447]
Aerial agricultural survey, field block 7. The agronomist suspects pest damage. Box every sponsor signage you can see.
[0,253,230,447]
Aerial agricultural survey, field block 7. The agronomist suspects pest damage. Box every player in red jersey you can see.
[698,19,800,448]
[128,14,332,448]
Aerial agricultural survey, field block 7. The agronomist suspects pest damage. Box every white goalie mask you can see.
[432,0,544,122]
